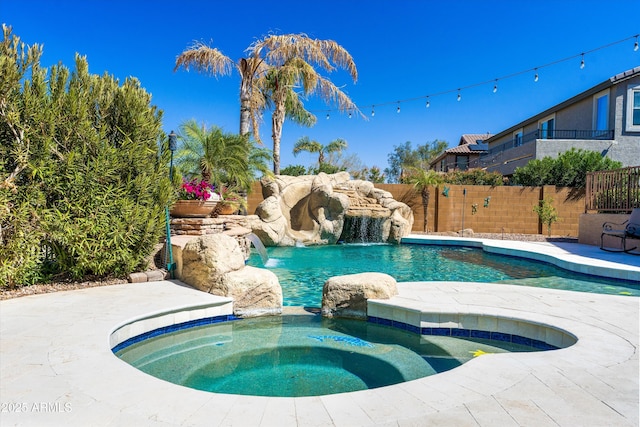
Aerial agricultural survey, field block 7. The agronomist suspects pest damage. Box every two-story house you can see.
[430,134,491,172]
[480,66,640,177]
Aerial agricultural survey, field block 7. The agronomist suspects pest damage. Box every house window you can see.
[440,159,445,171]
[513,129,523,147]
[593,90,609,131]
[627,84,640,132]
[456,155,469,170]
[539,115,555,139]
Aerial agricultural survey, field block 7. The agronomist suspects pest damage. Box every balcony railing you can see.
[585,166,640,213]
[486,129,614,156]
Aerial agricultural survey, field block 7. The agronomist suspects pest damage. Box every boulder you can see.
[222,266,282,317]
[321,272,398,319]
[180,234,283,317]
[181,235,245,293]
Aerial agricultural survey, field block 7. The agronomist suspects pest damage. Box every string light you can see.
[308,33,636,117]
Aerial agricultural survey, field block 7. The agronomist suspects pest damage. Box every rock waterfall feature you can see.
[248,172,414,246]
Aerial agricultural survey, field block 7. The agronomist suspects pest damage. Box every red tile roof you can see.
[459,134,492,146]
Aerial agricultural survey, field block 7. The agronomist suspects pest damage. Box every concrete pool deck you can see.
[1,237,638,426]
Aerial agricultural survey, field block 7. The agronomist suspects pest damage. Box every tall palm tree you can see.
[293,136,348,169]
[174,34,361,175]
[406,167,444,233]
[174,42,266,138]
[251,35,360,174]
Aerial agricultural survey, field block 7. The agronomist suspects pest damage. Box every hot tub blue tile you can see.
[491,332,511,342]
[470,330,491,339]
[451,328,470,337]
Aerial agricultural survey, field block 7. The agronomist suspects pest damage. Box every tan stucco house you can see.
[480,66,640,176]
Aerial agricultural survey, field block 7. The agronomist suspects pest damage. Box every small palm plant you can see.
[405,168,444,233]
[533,198,559,237]
[174,119,272,206]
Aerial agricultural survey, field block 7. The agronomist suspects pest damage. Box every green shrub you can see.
[0,26,172,286]
[280,164,308,176]
[443,168,504,186]
[512,148,622,188]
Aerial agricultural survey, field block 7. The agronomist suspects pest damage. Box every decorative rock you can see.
[321,272,398,319]
[181,234,245,293]
[251,173,413,246]
[179,234,283,317]
[221,266,282,317]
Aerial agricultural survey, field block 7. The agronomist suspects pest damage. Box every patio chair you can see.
[600,208,640,254]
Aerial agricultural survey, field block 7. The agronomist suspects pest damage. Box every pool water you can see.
[246,244,640,306]
[115,315,539,397]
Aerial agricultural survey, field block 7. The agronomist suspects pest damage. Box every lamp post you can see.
[165,130,178,278]
[168,130,177,181]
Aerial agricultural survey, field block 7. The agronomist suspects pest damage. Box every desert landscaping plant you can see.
[533,198,559,237]
[0,26,172,286]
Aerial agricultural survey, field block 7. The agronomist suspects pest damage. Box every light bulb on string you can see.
[326,113,330,120]
[457,89,461,102]
[635,35,639,51]
[397,103,401,113]
[493,80,498,93]
[348,111,352,119]
[580,53,585,69]
[425,97,430,108]
[534,69,539,82]
[371,106,375,117]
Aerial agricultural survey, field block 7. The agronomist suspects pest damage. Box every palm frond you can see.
[174,41,233,76]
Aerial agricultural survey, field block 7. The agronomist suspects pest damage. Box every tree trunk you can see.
[271,92,286,175]
[421,187,430,232]
[238,58,256,137]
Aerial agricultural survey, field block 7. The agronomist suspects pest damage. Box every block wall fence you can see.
[247,182,585,237]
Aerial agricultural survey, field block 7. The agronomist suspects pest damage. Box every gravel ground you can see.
[0,233,577,300]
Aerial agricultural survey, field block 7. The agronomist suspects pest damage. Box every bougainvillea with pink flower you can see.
[178,178,216,201]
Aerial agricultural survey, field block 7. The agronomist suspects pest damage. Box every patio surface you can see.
[1,237,638,426]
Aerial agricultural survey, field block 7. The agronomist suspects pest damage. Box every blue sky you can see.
[3,0,639,172]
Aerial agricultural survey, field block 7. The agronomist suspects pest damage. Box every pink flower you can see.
[179,179,215,201]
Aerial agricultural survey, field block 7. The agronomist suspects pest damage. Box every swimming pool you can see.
[247,244,640,306]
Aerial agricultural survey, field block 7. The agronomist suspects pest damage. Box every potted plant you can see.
[170,178,220,217]
[215,185,248,215]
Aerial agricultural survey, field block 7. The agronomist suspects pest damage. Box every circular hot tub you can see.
[112,313,571,397]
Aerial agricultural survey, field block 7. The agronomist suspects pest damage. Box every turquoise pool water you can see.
[115,315,539,397]
[247,244,640,306]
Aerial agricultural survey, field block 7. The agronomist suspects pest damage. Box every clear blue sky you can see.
[3,0,639,172]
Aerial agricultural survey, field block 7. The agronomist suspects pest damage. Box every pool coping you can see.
[402,234,640,282]
[1,237,638,426]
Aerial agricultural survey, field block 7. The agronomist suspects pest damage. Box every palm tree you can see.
[174,42,267,138]
[406,167,444,233]
[293,137,348,170]
[251,35,360,174]
[175,34,361,175]
[174,119,270,193]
